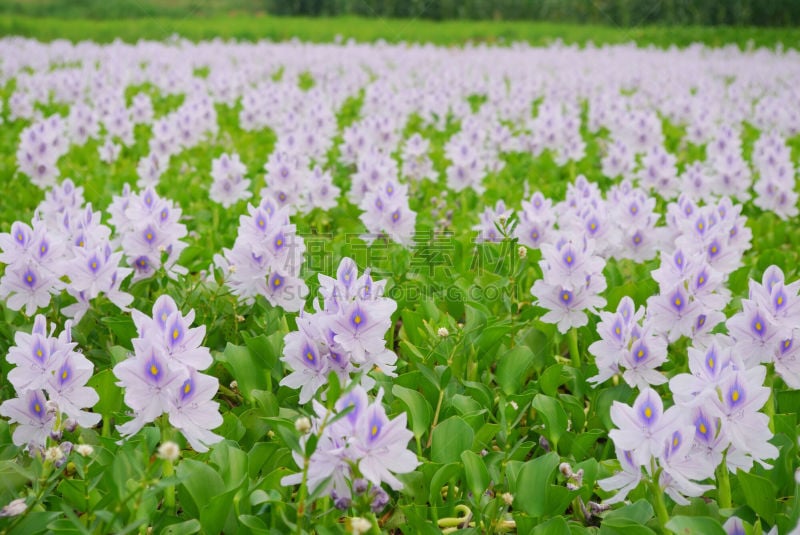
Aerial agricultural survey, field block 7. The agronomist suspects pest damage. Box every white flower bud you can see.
[518,245,527,258]
[295,417,312,435]
[157,441,181,462]
[437,327,449,337]
[0,498,27,517]
[76,444,94,457]
[559,462,573,477]
[350,517,372,535]
[501,492,514,506]
[45,446,64,463]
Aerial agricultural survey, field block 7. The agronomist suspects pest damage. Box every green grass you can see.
[0,14,799,48]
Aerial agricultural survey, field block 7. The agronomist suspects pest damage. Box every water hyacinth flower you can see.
[589,297,668,389]
[531,235,607,334]
[114,294,222,452]
[473,200,512,243]
[280,257,398,403]
[215,198,308,311]
[358,179,417,247]
[1,315,100,447]
[109,186,188,282]
[514,191,556,249]
[209,152,252,208]
[0,389,56,449]
[608,388,683,466]
[400,133,436,182]
[281,386,418,502]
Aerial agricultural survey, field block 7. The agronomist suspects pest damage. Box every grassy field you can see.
[0,14,799,48]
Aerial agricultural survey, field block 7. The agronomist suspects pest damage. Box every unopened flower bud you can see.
[437,327,449,337]
[353,478,369,495]
[50,428,63,442]
[518,246,527,258]
[45,400,59,415]
[157,441,180,462]
[351,517,372,535]
[295,417,312,434]
[0,498,27,517]
[370,486,389,513]
[60,441,73,456]
[501,492,514,506]
[574,468,584,484]
[559,462,573,477]
[45,446,64,464]
[63,418,78,433]
[76,444,94,457]
[331,490,351,510]
[539,436,550,452]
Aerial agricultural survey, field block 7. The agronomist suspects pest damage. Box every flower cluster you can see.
[16,116,68,188]
[359,179,417,247]
[589,297,668,389]
[280,257,398,403]
[514,191,556,250]
[209,152,252,208]
[107,185,188,282]
[215,197,308,311]
[113,295,223,452]
[260,150,340,214]
[0,179,133,320]
[727,266,800,385]
[473,200,512,243]
[401,133,436,182]
[0,315,100,448]
[531,235,607,333]
[752,133,798,220]
[281,386,418,507]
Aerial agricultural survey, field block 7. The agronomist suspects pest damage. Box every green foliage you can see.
[0,15,799,50]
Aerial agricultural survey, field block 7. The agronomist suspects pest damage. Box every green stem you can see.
[764,373,775,433]
[163,460,176,515]
[568,328,580,369]
[427,388,446,448]
[367,512,381,534]
[716,456,732,510]
[649,477,670,533]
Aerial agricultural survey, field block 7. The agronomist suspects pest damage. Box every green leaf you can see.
[176,459,226,519]
[600,520,657,535]
[513,451,560,518]
[532,516,570,535]
[160,519,202,535]
[392,384,432,440]
[539,363,564,397]
[429,462,463,505]
[461,450,490,499]
[431,416,474,464]
[495,345,535,395]
[665,516,726,535]
[199,487,238,535]
[603,499,654,524]
[737,469,777,523]
[532,394,568,450]
[87,369,124,417]
[217,343,269,402]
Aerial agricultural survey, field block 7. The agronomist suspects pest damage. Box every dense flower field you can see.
[0,36,799,534]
